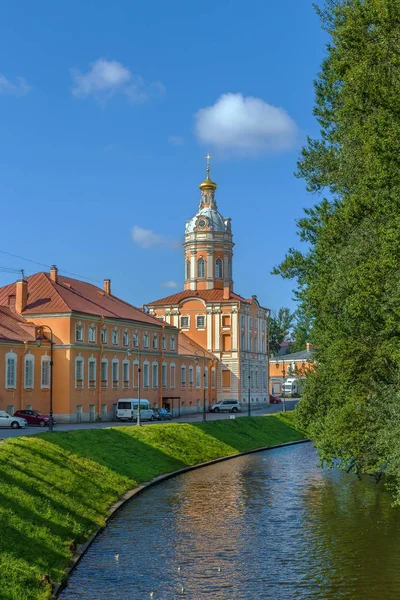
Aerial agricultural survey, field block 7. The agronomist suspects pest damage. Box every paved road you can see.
[0,400,299,440]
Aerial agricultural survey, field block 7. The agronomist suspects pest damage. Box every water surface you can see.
[60,442,400,599]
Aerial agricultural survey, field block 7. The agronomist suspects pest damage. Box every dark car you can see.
[151,408,173,421]
[14,410,55,427]
[269,394,282,404]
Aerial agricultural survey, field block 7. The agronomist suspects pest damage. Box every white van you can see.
[116,399,154,421]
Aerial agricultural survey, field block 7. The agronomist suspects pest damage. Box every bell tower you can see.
[184,155,234,296]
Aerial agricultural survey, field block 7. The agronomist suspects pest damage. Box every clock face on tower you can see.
[198,219,206,227]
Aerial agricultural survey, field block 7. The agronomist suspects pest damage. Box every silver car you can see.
[209,400,242,413]
[0,410,27,429]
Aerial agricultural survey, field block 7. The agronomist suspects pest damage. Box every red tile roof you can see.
[146,289,251,307]
[0,272,173,329]
[0,306,36,343]
[178,332,215,360]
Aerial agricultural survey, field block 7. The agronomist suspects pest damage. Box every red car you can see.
[269,394,282,404]
[14,409,54,427]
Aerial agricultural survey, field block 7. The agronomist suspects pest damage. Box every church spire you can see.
[199,153,217,191]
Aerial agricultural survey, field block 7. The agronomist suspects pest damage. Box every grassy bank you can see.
[0,415,305,600]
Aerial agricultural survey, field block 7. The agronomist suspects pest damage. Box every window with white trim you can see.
[123,360,129,387]
[162,363,167,388]
[101,327,107,344]
[215,258,223,278]
[197,257,205,278]
[204,366,209,389]
[188,366,194,387]
[181,365,186,387]
[196,315,205,329]
[101,359,108,388]
[143,333,149,348]
[170,363,175,388]
[112,329,119,345]
[152,334,158,349]
[196,365,201,388]
[162,334,166,350]
[186,260,191,280]
[76,323,83,342]
[133,332,139,347]
[170,336,175,351]
[41,355,50,389]
[152,362,158,388]
[75,357,84,389]
[123,330,129,346]
[143,362,149,387]
[112,360,119,388]
[211,367,216,389]
[88,358,96,388]
[180,316,189,329]
[24,354,34,389]
[88,325,96,343]
[132,360,138,388]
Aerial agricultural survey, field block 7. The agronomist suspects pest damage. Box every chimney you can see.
[104,279,111,295]
[223,284,230,300]
[306,342,313,352]
[50,265,58,283]
[15,279,28,314]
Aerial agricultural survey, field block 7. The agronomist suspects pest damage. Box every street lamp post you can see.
[195,349,207,422]
[128,347,141,426]
[35,325,54,432]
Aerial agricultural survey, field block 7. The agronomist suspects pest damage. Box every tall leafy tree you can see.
[269,307,294,355]
[288,307,314,354]
[274,0,400,494]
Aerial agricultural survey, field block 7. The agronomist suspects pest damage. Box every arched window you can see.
[41,355,51,389]
[197,257,205,278]
[24,354,34,389]
[186,260,191,280]
[215,258,223,278]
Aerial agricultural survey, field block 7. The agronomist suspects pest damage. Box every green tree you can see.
[274,0,400,490]
[269,307,294,355]
[288,307,313,353]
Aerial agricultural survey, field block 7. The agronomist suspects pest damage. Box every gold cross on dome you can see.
[205,153,211,174]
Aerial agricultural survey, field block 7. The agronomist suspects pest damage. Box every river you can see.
[59,442,400,599]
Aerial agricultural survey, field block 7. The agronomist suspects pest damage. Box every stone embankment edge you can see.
[52,438,311,598]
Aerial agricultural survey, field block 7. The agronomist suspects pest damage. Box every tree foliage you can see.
[269,307,295,355]
[274,0,400,500]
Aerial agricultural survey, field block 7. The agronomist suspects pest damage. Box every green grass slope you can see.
[0,415,305,600]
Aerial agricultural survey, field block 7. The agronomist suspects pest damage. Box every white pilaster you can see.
[190,251,196,291]
[214,309,221,351]
[232,307,238,351]
[206,309,213,351]
[206,251,214,290]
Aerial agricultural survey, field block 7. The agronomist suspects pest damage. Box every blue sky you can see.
[0,0,327,313]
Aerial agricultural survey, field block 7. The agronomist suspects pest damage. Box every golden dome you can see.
[199,174,217,191]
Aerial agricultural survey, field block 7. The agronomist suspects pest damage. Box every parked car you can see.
[14,410,55,427]
[151,408,173,421]
[269,394,282,404]
[0,410,27,429]
[209,400,242,413]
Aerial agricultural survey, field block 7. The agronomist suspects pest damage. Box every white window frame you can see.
[152,334,158,350]
[101,358,108,388]
[123,330,129,346]
[41,355,51,389]
[88,324,96,343]
[215,257,223,278]
[180,316,190,329]
[152,362,158,388]
[162,362,167,388]
[24,353,34,389]
[112,359,119,388]
[143,333,149,348]
[211,366,216,389]
[133,332,139,347]
[196,365,201,389]
[101,327,107,344]
[76,323,83,342]
[112,328,119,345]
[132,359,139,388]
[188,365,194,387]
[170,336,175,351]
[143,361,150,387]
[170,363,176,389]
[88,357,96,388]
[75,356,84,389]
[197,257,205,278]
[196,315,205,329]
[122,359,129,388]
[181,365,186,387]
[162,334,166,350]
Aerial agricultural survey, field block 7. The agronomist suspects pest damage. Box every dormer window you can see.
[197,257,205,278]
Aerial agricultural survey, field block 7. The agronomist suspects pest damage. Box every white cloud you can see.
[195,93,298,155]
[71,58,165,103]
[161,281,179,288]
[168,135,184,146]
[132,226,180,250]
[0,74,30,96]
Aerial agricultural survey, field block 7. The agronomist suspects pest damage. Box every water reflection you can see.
[60,443,400,599]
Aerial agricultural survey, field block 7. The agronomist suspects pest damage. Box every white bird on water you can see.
[149,593,154,598]
[114,554,119,562]
[177,566,181,572]
[217,567,221,572]
[181,585,185,593]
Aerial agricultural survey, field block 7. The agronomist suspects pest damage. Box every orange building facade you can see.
[0,268,214,422]
[146,161,271,407]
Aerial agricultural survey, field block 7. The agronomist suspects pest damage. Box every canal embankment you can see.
[0,414,306,600]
